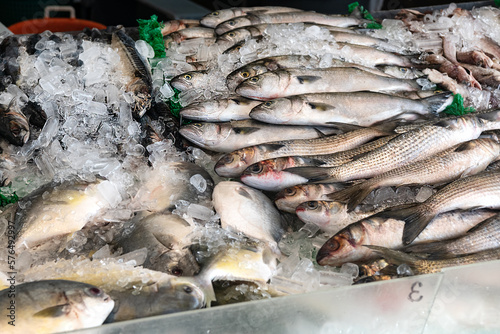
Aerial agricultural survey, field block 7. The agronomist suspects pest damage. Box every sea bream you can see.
[179,96,262,122]
[179,119,338,153]
[249,91,453,127]
[316,209,497,266]
[214,126,390,177]
[215,11,368,35]
[329,138,500,210]
[200,6,303,28]
[236,67,422,101]
[0,280,114,334]
[286,111,500,183]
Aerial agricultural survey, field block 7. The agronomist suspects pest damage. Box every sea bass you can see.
[179,119,338,153]
[0,280,114,334]
[249,91,453,127]
[287,111,500,183]
[200,6,303,28]
[274,183,346,213]
[402,170,500,245]
[329,138,500,210]
[235,67,421,101]
[214,126,390,177]
[170,70,208,91]
[179,96,262,121]
[316,209,497,266]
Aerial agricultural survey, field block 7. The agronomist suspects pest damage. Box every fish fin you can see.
[477,109,500,122]
[402,208,434,245]
[296,75,322,84]
[434,118,463,130]
[307,102,335,111]
[454,141,478,152]
[419,91,454,113]
[364,245,420,265]
[33,304,70,318]
[236,187,253,200]
[373,203,420,220]
[323,122,366,132]
[327,183,374,212]
[259,143,286,152]
[232,126,261,135]
[299,157,328,167]
[284,166,332,182]
[403,240,448,255]
[371,121,400,134]
[466,214,497,233]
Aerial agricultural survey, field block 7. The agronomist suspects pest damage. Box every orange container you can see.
[8,6,106,35]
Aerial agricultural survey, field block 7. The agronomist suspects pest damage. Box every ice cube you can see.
[190,174,207,193]
[116,248,148,266]
[187,203,214,221]
[340,263,359,279]
[135,40,155,59]
[66,230,88,254]
[97,180,122,208]
[92,244,112,259]
[416,186,434,202]
[72,89,94,103]
[373,187,397,205]
[397,263,414,276]
[160,82,175,99]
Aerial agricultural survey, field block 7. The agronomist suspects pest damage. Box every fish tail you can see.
[284,166,334,183]
[327,183,374,212]
[402,208,434,245]
[420,91,454,113]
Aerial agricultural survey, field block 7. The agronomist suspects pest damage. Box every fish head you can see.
[65,284,115,328]
[316,224,366,266]
[227,63,269,91]
[215,147,256,177]
[236,71,285,100]
[3,111,30,146]
[200,9,234,28]
[215,17,252,35]
[274,185,312,213]
[249,97,300,124]
[170,71,206,91]
[240,159,297,191]
[157,249,201,277]
[166,278,206,310]
[179,100,220,121]
[296,200,331,228]
[217,28,252,46]
[179,122,231,149]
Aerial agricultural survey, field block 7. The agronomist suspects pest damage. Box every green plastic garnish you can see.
[443,93,476,116]
[0,186,19,207]
[348,2,383,29]
[495,0,500,7]
[137,15,166,58]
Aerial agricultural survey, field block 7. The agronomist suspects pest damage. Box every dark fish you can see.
[0,102,30,146]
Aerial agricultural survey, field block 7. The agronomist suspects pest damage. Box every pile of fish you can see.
[2,3,500,333]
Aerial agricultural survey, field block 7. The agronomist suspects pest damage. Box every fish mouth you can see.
[170,79,191,91]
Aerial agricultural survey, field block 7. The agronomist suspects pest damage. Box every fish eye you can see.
[284,188,296,196]
[249,164,263,174]
[240,71,250,78]
[171,267,184,276]
[326,238,340,251]
[228,20,236,26]
[306,201,318,210]
[183,285,193,294]
[211,11,219,16]
[228,32,236,37]
[400,68,408,73]
[85,287,103,297]
[192,123,203,128]
[183,74,192,80]
[264,101,274,107]
[249,77,259,83]
[220,154,234,164]
[235,46,242,51]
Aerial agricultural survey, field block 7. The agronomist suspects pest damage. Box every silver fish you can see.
[161,19,200,35]
[274,183,346,213]
[249,91,453,127]
[179,119,337,153]
[200,6,303,28]
[0,280,114,334]
[330,31,401,53]
[164,27,216,46]
[235,67,421,101]
[170,70,208,91]
[316,209,497,266]
[179,96,262,122]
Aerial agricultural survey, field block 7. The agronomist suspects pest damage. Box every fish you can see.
[329,31,401,53]
[274,183,346,213]
[161,19,200,35]
[286,111,500,183]
[132,161,214,213]
[249,91,453,127]
[335,42,415,67]
[164,27,216,45]
[0,280,114,334]
[329,138,500,211]
[316,209,497,266]
[214,126,390,177]
[402,170,500,245]
[226,55,393,91]
[215,25,267,50]
[235,67,422,101]
[0,101,30,146]
[179,119,338,153]
[6,179,112,250]
[215,11,367,35]
[238,135,396,191]
[379,66,424,79]
[179,96,262,122]
[200,6,303,28]
[212,181,285,253]
[170,70,208,91]
[105,276,205,322]
[111,30,152,118]
[113,213,200,277]
[366,245,500,274]
[404,213,500,256]
[460,62,500,87]
[295,200,385,234]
